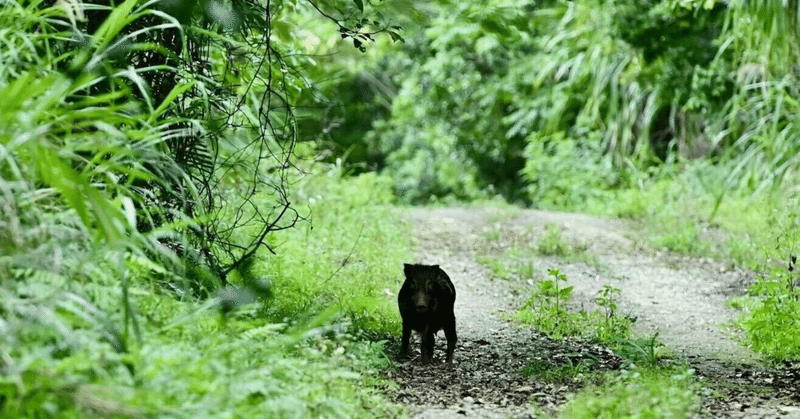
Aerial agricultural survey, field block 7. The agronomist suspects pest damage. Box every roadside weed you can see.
[611,333,662,368]
[514,269,582,339]
[559,367,701,419]
[537,223,590,260]
[477,256,513,280]
[514,270,634,343]
[594,285,635,343]
[522,357,599,384]
[485,224,503,242]
[742,268,800,361]
[254,170,412,335]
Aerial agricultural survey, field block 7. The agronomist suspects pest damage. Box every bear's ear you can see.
[403,263,412,276]
[433,264,439,268]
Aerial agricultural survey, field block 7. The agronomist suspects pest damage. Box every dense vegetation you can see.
[3,0,800,417]
[1,0,408,417]
[326,0,800,209]
[318,0,800,362]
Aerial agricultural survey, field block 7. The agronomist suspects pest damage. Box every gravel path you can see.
[385,207,800,418]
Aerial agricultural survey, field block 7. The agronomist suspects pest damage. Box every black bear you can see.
[398,263,457,364]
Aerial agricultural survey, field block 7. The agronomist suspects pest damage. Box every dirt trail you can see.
[387,207,800,419]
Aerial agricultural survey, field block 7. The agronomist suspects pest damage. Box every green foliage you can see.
[0,0,198,354]
[522,357,599,385]
[250,166,412,335]
[0,0,307,293]
[741,269,800,361]
[586,162,800,269]
[475,223,536,280]
[514,269,634,343]
[612,333,662,368]
[559,367,701,419]
[318,0,663,204]
[522,136,619,210]
[310,0,800,224]
[2,288,400,418]
[515,269,582,339]
[704,0,800,192]
[587,165,745,258]
[536,223,590,259]
[0,1,411,417]
[318,0,532,202]
[6,0,800,414]
[477,255,514,280]
[585,165,800,362]
[595,285,635,344]
[477,244,536,281]
[650,220,708,256]
[130,314,398,419]
[1,163,409,418]
[536,223,572,257]
[484,224,503,242]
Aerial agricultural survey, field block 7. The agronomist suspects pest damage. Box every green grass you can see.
[559,367,701,419]
[536,223,593,263]
[241,168,412,336]
[477,255,514,280]
[122,305,397,418]
[522,358,601,385]
[589,177,713,257]
[511,266,695,416]
[484,225,503,242]
[477,254,536,281]
[589,165,797,268]
[511,259,697,416]
[3,301,400,419]
[1,167,410,418]
[476,223,596,282]
[537,223,579,257]
[476,224,537,281]
[611,333,664,369]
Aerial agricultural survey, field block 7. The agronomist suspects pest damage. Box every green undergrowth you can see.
[559,367,701,419]
[514,269,701,417]
[476,241,536,281]
[240,164,412,336]
[586,164,795,269]
[3,292,400,419]
[513,269,636,346]
[737,269,800,362]
[582,163,800,361]
[508,159,800,365]
[522,357,604,386]
[477,222,595,281]
[1,167,409,418]
[536,223,593,263]
[513,266,677,401]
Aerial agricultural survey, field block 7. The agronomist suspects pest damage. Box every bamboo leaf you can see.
[34,144,127,244]
[150,81,196,123]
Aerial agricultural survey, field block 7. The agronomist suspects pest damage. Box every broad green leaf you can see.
[272,20,293,42]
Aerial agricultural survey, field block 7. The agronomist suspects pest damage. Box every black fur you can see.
[398,263,457,363]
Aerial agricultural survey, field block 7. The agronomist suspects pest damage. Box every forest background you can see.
[2,0,800,417]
